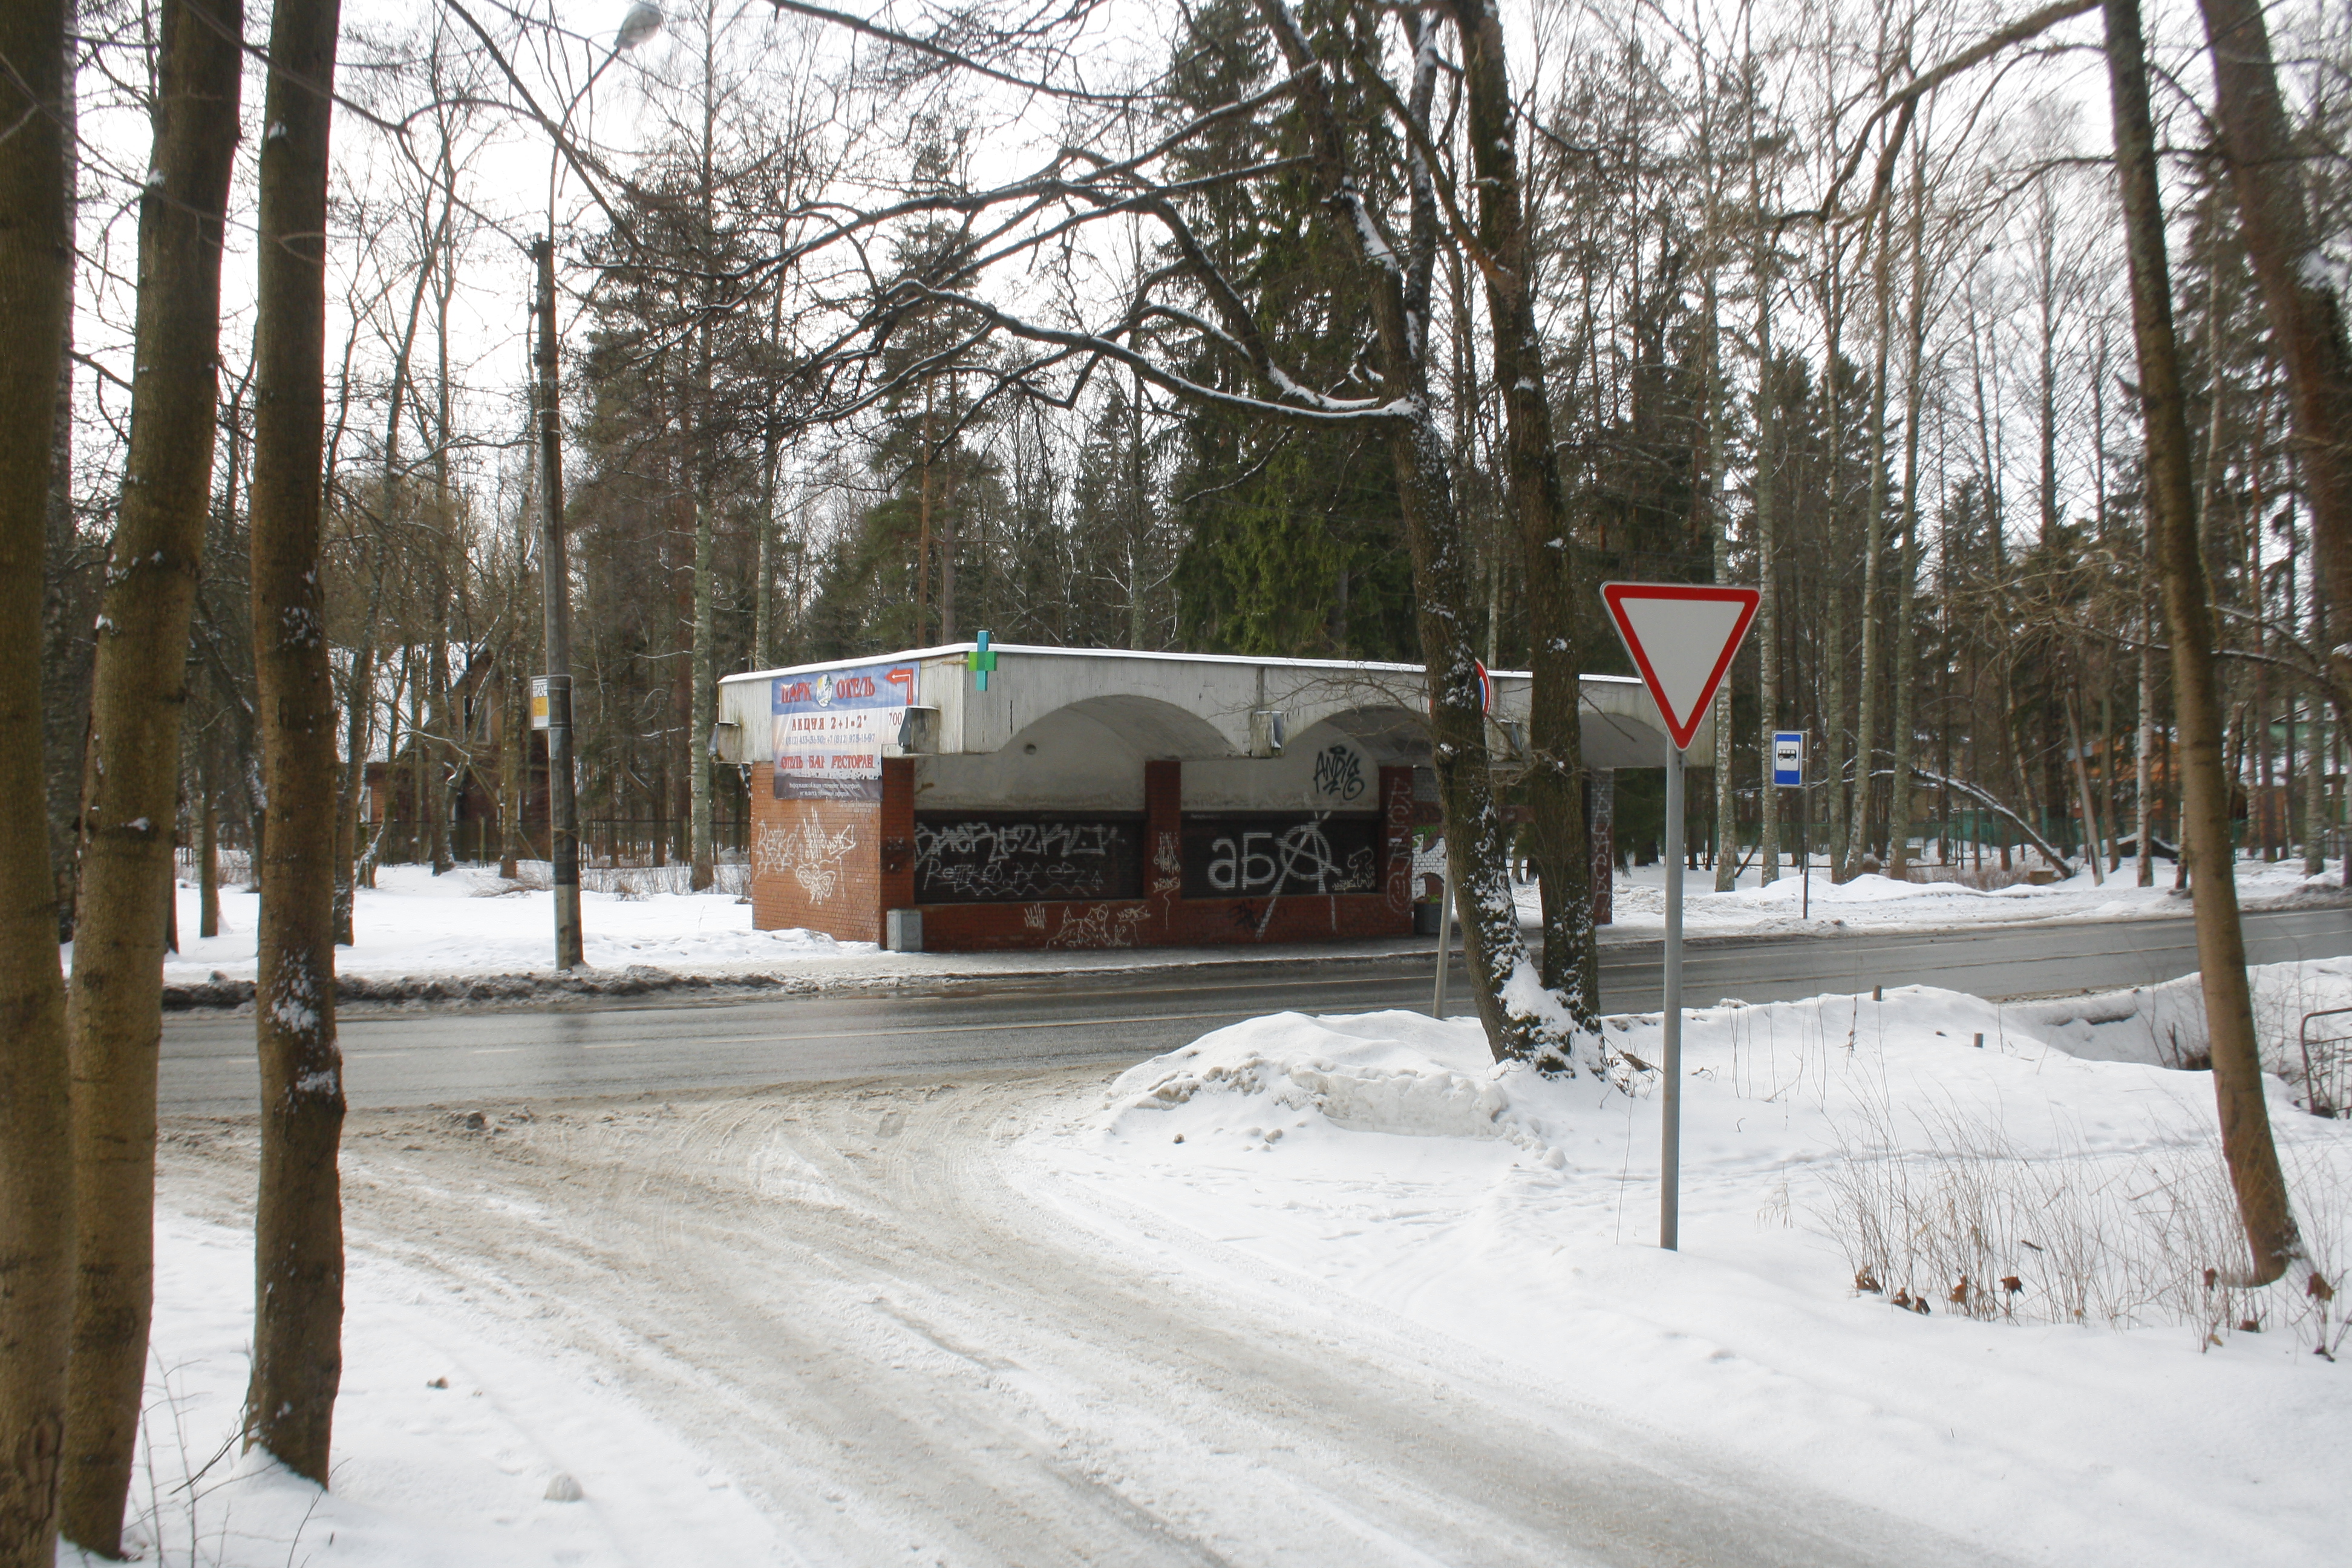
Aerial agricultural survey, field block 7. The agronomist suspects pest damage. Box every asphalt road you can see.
[157,905,2351,1114]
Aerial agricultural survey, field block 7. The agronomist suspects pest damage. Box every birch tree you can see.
[57,0,243,1549]
[0,4,75,1561]
[247,0,348,1482]
[2102,0,2304,1287]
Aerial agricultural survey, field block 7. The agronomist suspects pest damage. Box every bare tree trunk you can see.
[2308,598,2329,878]
[1753,157,1780,885]
[1705,261,1739,892]
[1847,200,1895,876]
[1887,145,1929,881]
[2066,684,2106,884]
[1259,0,1576,1065]
[426,638,451,874]
[942,391,962,643]
[2105,0,2302,1285]
[408,658,426,866]
[245,0,345,1481]
[2138,532,2157,886]
[56,2,242,1550]
[333,637,373,942]
[754,437,778,669]
[40,1,82,949]
[688,315,716,890]
[916,384,934,641]
[199,756,220,939]
[2194,0,2352,717]
[0,1,76,1559]
[498,666,522,880]
[1450,0,1596,1021]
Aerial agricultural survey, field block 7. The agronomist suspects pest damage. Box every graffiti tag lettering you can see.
[913,814,1143,904]
[1190,820,1377,898]
[1312,744,1367,802]
[754,811,860,904]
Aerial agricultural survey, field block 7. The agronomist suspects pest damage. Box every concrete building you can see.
[712,643,1696,952]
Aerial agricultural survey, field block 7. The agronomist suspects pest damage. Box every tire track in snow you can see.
[164,1073,2017,1567]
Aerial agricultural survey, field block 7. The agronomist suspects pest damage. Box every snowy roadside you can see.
[142,865,1431,1004]
[69,1208,792,1568]
[1011,962,2352,1568]
[1575,854,2345,938]
[132,856,2348,1009]
[113,959,2352,1565]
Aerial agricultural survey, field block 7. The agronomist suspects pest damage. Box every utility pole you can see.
[534,236,583,970]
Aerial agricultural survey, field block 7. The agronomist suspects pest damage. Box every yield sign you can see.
[1601,581,1761,752]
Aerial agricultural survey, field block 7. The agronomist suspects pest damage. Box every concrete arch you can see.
[1287,704,1431,767]
[1030,693,1238,759]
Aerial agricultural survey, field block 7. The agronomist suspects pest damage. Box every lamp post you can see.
[532,236,583,969]
[533,5,663,970]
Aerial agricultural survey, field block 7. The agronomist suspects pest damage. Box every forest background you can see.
[34,0,2351,919]
[7,2,2352,1558]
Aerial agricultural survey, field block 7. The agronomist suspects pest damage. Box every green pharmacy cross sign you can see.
[968,630,998,691]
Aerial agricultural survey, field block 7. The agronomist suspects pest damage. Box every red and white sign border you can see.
[1599,581,1762,753]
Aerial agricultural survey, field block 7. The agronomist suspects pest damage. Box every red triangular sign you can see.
[1601,581,1761,752]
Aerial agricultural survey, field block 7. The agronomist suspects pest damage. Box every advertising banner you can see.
[771,661,918,800]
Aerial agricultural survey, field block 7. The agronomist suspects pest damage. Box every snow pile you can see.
[1579,856,2339,935]
[2022,956,2352,1083]
[1030,974,2352,1567]
[76,1212,787,1568]
[1118,1013,1524,1145]
[150,864,869,989]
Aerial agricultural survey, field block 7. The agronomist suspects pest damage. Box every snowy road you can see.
[157,906,2352,1113]
[162,1068,2013,1567]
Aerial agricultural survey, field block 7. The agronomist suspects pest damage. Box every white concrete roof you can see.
[716,642,1696,769]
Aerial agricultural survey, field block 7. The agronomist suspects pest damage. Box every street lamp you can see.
[534,5,663,970]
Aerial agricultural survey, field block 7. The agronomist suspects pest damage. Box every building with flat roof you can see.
[713,642,1693,952]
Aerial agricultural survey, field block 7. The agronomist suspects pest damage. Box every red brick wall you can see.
[748,763,886,944]
[902,759,1416,953]
[748,756,1447,952]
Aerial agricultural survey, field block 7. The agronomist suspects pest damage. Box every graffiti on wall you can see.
[754,809,861,904]
[1180,814,1379,898]
[912,814,1144,904]
[1384,770,1414,910]
[1312,744,1367,802]
[1042,903,1152,949]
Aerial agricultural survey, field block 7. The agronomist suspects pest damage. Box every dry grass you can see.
[1824,1098,2351,1355]
[495,857,751,899]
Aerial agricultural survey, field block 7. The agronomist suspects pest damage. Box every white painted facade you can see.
[716,644,1692,814]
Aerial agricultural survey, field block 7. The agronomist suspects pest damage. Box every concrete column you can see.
[1145,759,1181,939]
[1379,765,1414,920]
[1587,769,1615,927]
[880,756,916,942]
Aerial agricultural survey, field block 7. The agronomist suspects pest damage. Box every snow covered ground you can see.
[69,1209,788,1568]
[1575,854,2339,937]
[140,854,2344,995]
[125,958,2352,1565]
[1017,963,2352,1567]
[152,864,864,990]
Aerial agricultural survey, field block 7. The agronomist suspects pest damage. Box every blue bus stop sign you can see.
[1772,731,1805,788]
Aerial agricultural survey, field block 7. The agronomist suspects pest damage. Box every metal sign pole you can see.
[534,237,583,972]
[1661,737,1684,1251]
[1801,786,1811,920]
[1595,581,1760,1255]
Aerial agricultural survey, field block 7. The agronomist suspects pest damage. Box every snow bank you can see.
[2021,956,2352,1082]
[1572,855,2339,936]
[1028,974,2352,1568]
[70,1211,789,1568]
[143,855,2345,1001]
[149,864,868,989]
